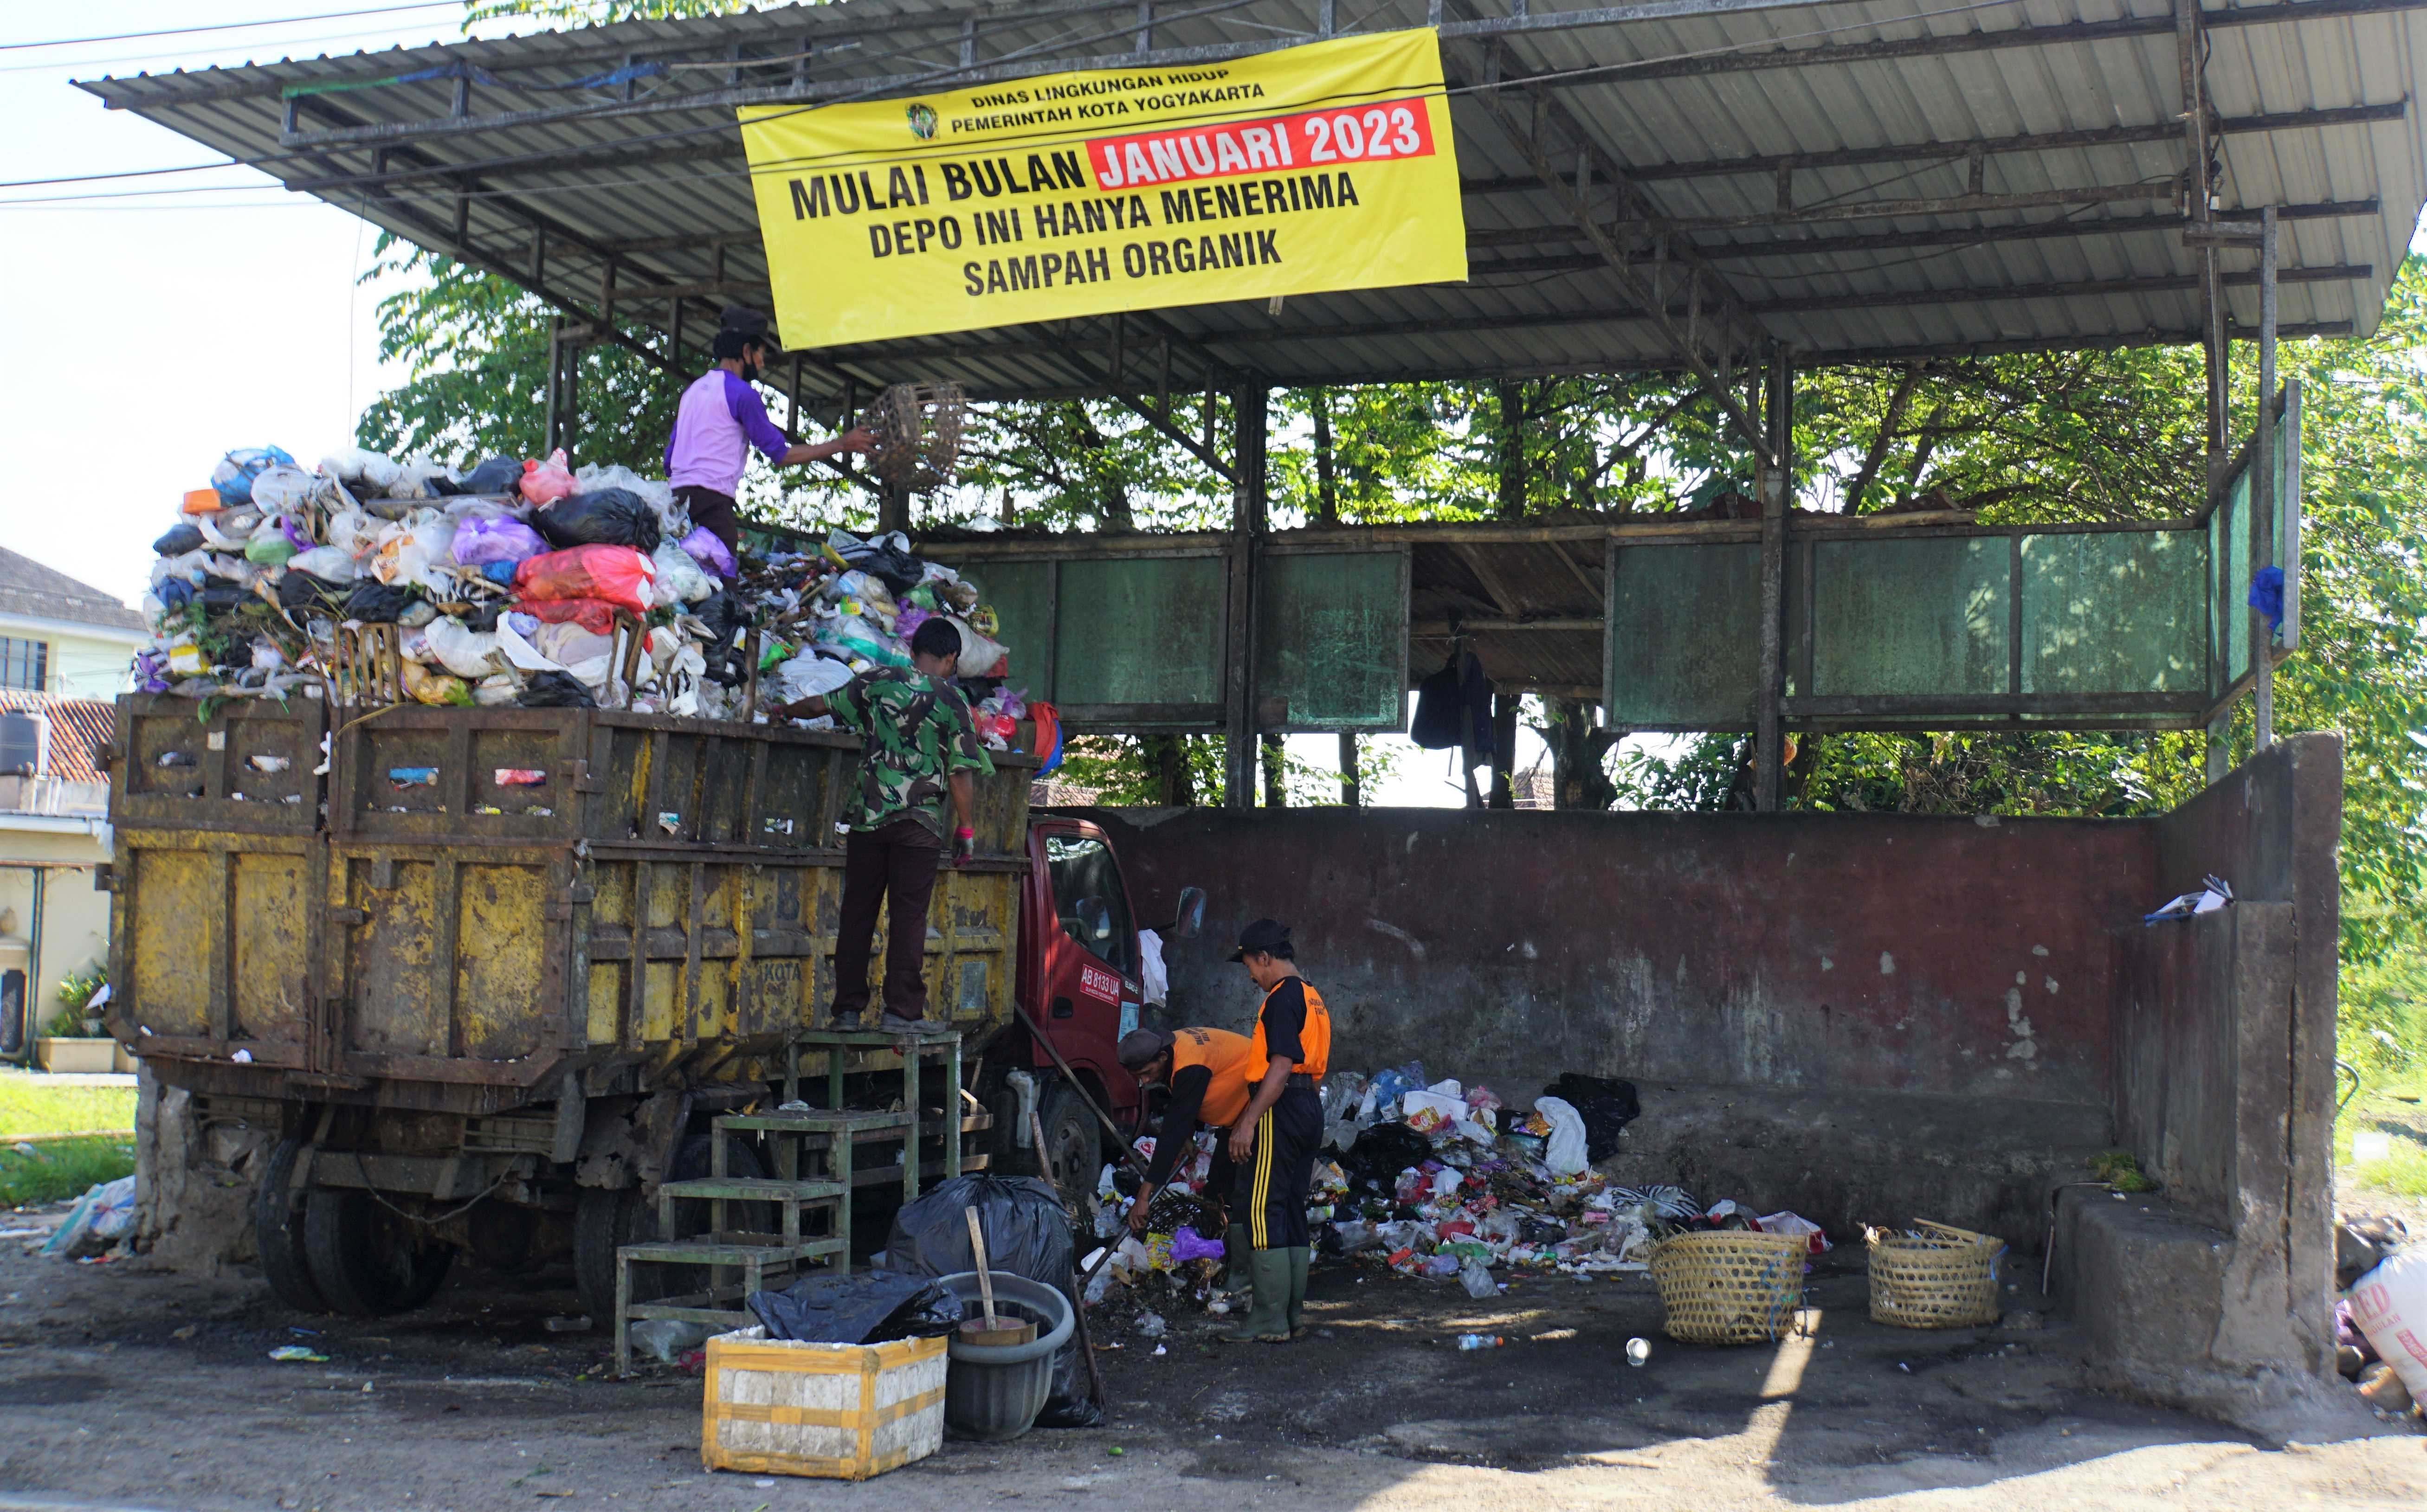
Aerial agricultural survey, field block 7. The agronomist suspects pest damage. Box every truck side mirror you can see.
[1168,886,1206,941]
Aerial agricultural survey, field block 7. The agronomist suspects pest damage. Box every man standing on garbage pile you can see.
[666,305,876,563]
[1118,1026,1259,1288]
[1220,919,1330,1344]
[774,617,992,1036]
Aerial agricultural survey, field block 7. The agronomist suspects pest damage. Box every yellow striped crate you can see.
[700,1327,947,1480]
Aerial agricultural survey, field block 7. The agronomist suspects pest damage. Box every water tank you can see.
[0,709,38,778]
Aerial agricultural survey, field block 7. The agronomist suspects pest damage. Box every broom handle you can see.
[964,1207,997,1329]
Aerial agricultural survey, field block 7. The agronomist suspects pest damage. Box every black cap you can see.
[1228,917,1291,963]
[718,303,775,350]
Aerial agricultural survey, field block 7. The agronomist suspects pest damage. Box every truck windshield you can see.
[1045,833,1133,977]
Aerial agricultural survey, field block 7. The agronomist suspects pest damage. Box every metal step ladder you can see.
[612,1024,987,1374]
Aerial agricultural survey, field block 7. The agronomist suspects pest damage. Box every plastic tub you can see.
[933,1271,1072,1441]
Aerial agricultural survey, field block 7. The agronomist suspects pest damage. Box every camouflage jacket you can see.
[826,667,994,837]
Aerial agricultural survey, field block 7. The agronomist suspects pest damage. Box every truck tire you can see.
[253,1137,329,1313]
[302,1186,456,1317]
[573,1133,768,1323]
[1033,1083,1103,1217]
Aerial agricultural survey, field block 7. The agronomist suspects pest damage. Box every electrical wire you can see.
[1,3,460,51]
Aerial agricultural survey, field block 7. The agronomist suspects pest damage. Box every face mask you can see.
[739,359,760,383]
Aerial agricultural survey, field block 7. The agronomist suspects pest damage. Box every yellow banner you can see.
[740,29,1467,348]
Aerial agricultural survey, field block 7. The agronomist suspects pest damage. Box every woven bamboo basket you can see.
[1866,1220,2006,1329]
[1649,1231,1808,1345]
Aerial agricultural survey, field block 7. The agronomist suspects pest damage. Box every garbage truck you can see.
[101,694,1197,1317]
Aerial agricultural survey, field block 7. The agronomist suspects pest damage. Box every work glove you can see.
[953,826,977,866]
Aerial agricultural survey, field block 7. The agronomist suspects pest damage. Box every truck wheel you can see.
[302,1187,457,1317]
[467,1202,542,1274]
[1033,1083,1103,1217]
[573,1133,769,1323]
[253,1137,329,1313]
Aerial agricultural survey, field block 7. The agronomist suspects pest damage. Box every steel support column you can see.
[1755,347,1792,812]
[2254,207,2279,753]
[1223,386,1268,809]
[2179,0,2231,499]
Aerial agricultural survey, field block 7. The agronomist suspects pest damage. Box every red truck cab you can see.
[1007,813,1200,1202]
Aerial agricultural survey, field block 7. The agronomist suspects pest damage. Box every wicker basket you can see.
[1650,1231,1808,1345]
[1867,1220,2005,1329]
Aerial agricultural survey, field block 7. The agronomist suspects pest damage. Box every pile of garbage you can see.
[1084,1064,1827,1313]
[139,444,1033,737]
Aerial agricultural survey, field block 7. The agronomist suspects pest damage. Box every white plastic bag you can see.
[1137,928,1168,1006]
[1535,1095,1589,1176]
[325,507,382,560]
[2350,1247,2427,1400]
[319,447,403,494]
[943,614,1007,677]
[648,540,713,606]
[249,464,316,515]
[424,616,506,680]
[286,546,361,582]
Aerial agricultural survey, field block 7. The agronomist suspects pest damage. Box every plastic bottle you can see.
[1456,1333,1504,1351]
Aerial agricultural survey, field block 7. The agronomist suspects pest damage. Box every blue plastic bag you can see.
[209,445,295,507]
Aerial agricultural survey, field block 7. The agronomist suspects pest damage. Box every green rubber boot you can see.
[1285,1247,1310,1339]
[1217,1224,1251,1297]
[1222,1249,1292,1343]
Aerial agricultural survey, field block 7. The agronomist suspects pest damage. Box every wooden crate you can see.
[700,1327,946,1481]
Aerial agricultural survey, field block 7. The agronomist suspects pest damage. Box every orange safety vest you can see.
[1169,1027,1255,1128]
[1246,976,1330,1082]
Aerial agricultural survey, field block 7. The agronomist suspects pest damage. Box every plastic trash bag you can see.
[573,462,678,524]
[344,580,419,623]
[519,448,576,506]
[153,523,203,556]
[767,650,854,708]
[517,670,596,708]
[276,571,348,612]
[458,455,522,495]
[515,544,655,615]
[244,532,297,567]
[286,545,361,582]
[944,615,1007,678]
[1543,1073,1640,1163]
[451,515,548,567]
[681,524,736,580]
[534,487,662,553]
[401,660,474,707]
[649,540,713,606]
[209,445,294,506]
[516,597,623,636]
[424,616,507,680]
[387,456,455,501]
[41,1175,137,1260]
[325,507,382,560]
[318,447,403,495]
[884,1175,1101,1428]
[1534,1095,1589,1177]
[249,463,316,515]
[746,1271,960,1345]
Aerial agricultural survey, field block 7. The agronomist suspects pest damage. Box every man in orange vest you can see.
[1117,1025,1255,1247]
[1220,917,1330,1343]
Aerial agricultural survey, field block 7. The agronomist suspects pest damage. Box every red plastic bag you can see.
[515,597,624,635]
[519,447,575,506]
[515,545,655,615]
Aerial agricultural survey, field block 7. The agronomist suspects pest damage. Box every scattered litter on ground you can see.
[268,1345,329,1362]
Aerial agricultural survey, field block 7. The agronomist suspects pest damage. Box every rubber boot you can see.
[1216,1224,1252,1298]
[1222,1249,1291,1343]
[1285,1247,1310,1339]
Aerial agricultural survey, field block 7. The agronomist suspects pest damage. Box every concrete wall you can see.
[1082,804,2154,1242]
[2061,734,2344,1430]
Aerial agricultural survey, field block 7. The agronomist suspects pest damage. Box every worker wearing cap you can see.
[1222,918,1330,1344]
[665,306,876,566]
[1117,1027,1258,1286]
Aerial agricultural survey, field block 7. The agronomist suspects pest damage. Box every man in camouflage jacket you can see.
[777,617,994,1034]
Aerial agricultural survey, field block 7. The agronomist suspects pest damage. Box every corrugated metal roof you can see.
[75,0,2427,408]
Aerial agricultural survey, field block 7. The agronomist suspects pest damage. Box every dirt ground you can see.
[1,1219,2421,1512]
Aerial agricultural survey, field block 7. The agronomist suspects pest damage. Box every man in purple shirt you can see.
[665,309,873,562]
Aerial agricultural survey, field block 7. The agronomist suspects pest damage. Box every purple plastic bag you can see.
[451,515,548,567]
[1169,1226,1227,1264]
[681,525,737,580]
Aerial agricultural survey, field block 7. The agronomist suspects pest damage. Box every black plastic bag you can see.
[197,583,249,615]
[884,1175,1101,1428]
[692,590,752,686]
[746,1271,957,1344]
[277,571,347,612]
[458,456,521,495]
[1543,1072,1640,1163]
[853,544,927,596]
[533,487,662,554]
[344,580,419,623]
[1338,1122,1432,1197]
[1409,650,1492,766]
[517,671,595,708]
[154,523,204,556]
